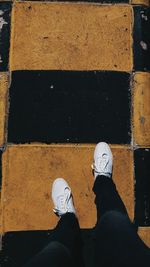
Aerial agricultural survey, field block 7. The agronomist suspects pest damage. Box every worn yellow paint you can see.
[0,77,6,231]
[10,2,133,71]
[1,144,134,232]
[133,72,150,146]
[0,73,9,147]
[138,227,150,248]
[131,0,150,6]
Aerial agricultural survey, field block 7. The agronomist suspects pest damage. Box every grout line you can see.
[5,143,132,148]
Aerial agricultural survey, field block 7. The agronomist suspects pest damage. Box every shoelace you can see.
[92,154,109,173]
[99,154,109,171]
[53,187,71,215]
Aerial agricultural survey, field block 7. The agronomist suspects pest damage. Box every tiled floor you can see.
[1,144,134,232]
[0,1,150,266]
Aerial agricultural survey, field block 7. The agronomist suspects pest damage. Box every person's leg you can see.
[93,209,150,267]
[23,241,72,267]
[92,142,150,267]
[93,176,127,221]
[49,212,84,267]
[24,178,84,267]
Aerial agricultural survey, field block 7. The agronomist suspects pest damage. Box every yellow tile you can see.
[10,2,133,71]
[131,0,149,6]
[1,144,134,232]
[138,227,150,248]
[133,72,150,146]
[0,73,9,147]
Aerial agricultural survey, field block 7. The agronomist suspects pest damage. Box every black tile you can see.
[1,231,51,267]
[8,71,131,144]
[0,149,2,190]
[133,6,150,71]
[0,2,12,71]
[1,229,94,267]
[134,148,150,226]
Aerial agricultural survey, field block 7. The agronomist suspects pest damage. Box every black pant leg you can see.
[94,211,150,267]
[23,241,72,267]
[23,213,84,267]
[93,176,127,220]
[93,176,150,267]
[50,213,84,267]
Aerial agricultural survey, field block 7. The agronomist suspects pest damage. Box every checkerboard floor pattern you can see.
[0,1,150,266]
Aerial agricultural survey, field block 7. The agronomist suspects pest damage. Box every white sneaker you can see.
[52,178,75,216]
[92,142,113,179]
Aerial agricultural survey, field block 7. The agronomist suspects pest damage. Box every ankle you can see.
[94,172,112,180]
